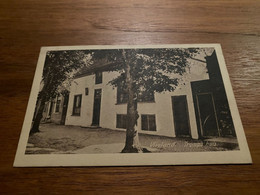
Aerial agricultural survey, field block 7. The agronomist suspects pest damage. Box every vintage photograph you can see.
[14,44,251,166]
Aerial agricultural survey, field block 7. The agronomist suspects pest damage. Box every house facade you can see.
[41,94,69,125]
[65,51,235,139]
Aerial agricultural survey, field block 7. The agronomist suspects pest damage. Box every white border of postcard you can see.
[14,44,252,167]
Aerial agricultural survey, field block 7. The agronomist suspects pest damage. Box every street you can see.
[26,123,239,154]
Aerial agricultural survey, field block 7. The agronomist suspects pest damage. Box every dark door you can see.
[172,95,190,137]
[48,101,53,116]
[60,94,69,125]
[92,89,102,126]
[196,93,219,137]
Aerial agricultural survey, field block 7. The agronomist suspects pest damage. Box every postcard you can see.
[14,44,252,166]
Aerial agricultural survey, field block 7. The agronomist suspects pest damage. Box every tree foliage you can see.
[40,50,87,99]
[93,48,199,100]
[30,50,87,135]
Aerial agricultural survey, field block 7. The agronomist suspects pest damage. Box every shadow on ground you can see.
[26,123,239,154]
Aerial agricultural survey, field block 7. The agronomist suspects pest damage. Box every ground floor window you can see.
[116,114,127,129]
[72,95,82,116]
[141,114,156,131]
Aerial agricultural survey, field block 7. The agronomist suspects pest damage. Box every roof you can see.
[74,58,118,78]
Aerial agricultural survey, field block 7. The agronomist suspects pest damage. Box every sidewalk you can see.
[26,123,239,154]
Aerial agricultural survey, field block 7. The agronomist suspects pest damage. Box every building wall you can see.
[41,101,52,122]
[42,95,65,124]
[50,96,63,124]
[66,63,208,139]
[66,71,119,127]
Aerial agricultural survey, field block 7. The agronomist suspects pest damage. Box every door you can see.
[92,89,102,126]
[196,93,219,137]
[48,101,53,117]
[172,95,190,137]
[60,94,69,125]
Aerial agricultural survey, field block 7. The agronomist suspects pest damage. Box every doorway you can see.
[48,101,53,117]
[172,95,191,137]
[60,94,69,125]
[196,93,219,137]
[92,89,102,126]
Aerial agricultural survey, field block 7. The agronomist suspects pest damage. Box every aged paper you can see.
[14,44,252,166]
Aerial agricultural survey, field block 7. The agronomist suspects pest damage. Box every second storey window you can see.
[117,84,155,104]
[138,90,155,102]
[95,72,102,84]
[72,95,82,116]
[117,85,128,104]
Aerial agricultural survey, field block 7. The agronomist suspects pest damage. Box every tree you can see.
[30,50,86,135]
[92,48,199,153]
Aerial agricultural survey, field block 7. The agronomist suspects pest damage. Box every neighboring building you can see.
[65,51,236,139]
[191,51,236,138]
[41,94,69,125]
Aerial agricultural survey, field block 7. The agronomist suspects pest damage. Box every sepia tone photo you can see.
[14,44,251,166]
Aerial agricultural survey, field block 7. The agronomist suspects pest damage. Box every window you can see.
[138,91,155,102]
[55,100,61,112]
[85,88,89,95]
[72,95,82,116]
[95,72,102,84]
[141,115,156,131]
[116,114,127,129]
[117,85,155,104]
[117,86,128,104]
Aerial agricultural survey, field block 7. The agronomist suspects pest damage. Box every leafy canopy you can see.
[91,48,199,98]
[40,48,199,100]
[41,50,87,99]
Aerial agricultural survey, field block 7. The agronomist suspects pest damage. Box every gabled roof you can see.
[74,58,118,78]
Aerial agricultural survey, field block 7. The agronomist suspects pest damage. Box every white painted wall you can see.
[66,60,208,139]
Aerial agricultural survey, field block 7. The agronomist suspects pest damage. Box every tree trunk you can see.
[121,49,150,153]
[29,70,53,136]
[29,95,47,136]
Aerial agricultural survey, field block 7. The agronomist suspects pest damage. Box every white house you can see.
[65,51,236,139]
[40,94,69,125]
